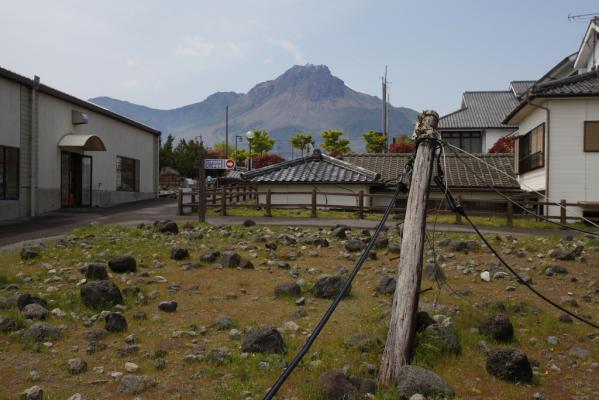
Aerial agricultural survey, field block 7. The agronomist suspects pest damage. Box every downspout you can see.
[30,76,40,217]
[528,100,550,213]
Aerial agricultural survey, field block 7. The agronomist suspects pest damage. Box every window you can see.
[0,146,19,200]
[518,123,545,173]
[116,156,139,192]
[584,121,599,152]
[441,131,482,153]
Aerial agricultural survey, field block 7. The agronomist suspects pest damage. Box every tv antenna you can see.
[568,12,599,22]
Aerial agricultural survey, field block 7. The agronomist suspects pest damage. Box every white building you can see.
[0,66,160,222]
[504,18,599,220]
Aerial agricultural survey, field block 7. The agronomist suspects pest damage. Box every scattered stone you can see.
[158,301,178,312]
[67,358,87,375]
[124,362,139,372]
[22,304,48,320]
[219,251,241,268]
[108,256,137,273]
[20,385,43,400]
[316,371,376,400]
[170,247,189,260]
[117,345,140,357]
[0,315,16,332]
[395,365,454,399]
[409,395,425,400]
[29,370,40,382]
[105,312,127,333]
[344,239,365,252]
[83,263,109,280]
[80,280,123,309]
[546,336,559,345]
[331,225,350,239]
[274,282,302,297]
[480,271,491,282]
[475,340,491,354]
[159,222,179,234]
[200,251,220,263]
[378,275,396,294]
[132,311,147,320]
[213,315,237,330]
[242,219,256,227]
[479,314,514,342]
[486,348,532,383]
[314,275,351,299]
[265,242,278,251]
[241,326,286,354]
[17,294,47,311]
[21,247,39,260]
[117,375,154,395]
[560,295,578,308]
[278,234,297,246]
[22,323,62,342]
[67,394,85,400]
[568,346,590,360]
[304,237,330,247]
[240,258,254,269]
[549,245,583,260]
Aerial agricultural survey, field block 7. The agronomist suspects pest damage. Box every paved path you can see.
[0,198,575,249]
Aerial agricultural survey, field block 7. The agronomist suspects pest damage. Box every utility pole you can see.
[378,110,440,385]
[225,106,229,159]
[382,66,388,151]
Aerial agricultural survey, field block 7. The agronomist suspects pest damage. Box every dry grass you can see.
[0,224,597,399]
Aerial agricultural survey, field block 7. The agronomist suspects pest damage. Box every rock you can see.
[409,395,425,400]
[241,326,286,354]
[304,236,330,247]
[117,375,154,395]
[479,314,514,342]
[20,247,39,260]
[475,340,491,354]
[242,219,256,227]
[546,336,559,345]
[344,239,365,252]
[274,282,302,297]
[170,247,189,260]
[108,256,137,273]
[549,245,583,260]
[83,263,109,280]
[158,300,178,312]
[105,312,127,332]
[200,251,220,263]
[316,371,358,400]
[568,346,590,360]
[0,316,16,332]
[395,365,454,399]
[22,323,62,342]
[422,324,461,355]
[229,329,241,340]
[378,275,396,294]
[331,225,350,239]
[124,362,139,372]
[480,271,491,282]
[265,242,278,251]
[154,357,166,370]
[22,304,48,320]
[314,275,351,299]
[213,315,237,330]
[532,393,544,400]
[219,251,241,268]
[67,358,87,375]
[448,239,477,252]
[132,311,147,320]
[278,234,297,246]
[239,258,254,269]
[17,294,47,311]
[389,242,402,254]
[20,385,43,400]
[80,280,123,309]
[67,394,85,400]
[415,311,435,333]
[558,314,573,323]
[560,295,578,307]
[345,333,382,353]
[207,347,232,364]
[159,221,179,234]
[486,348,532,382]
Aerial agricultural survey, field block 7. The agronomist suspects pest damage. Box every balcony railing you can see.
[519,151,544,174]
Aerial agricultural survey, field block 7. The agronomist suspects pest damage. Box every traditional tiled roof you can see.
[510,81,536,98]
[439,91,520,130]
[242,150,381,184]
[343,153,520,190]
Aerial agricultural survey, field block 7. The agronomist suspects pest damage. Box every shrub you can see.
[489,136,514,153]
[251,154,286,169]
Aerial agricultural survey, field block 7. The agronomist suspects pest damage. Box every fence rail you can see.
[177,186,599,226]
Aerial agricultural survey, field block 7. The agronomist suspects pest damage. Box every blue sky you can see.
[0,1,597,115]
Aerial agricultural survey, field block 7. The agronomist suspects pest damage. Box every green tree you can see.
[363,130,387,153]
[250,130,275,155]
[212,141,235,157]
[320,130,351,155]
[173,138,205,178]
[232,149,248,164]
[290,132,314,157]
[159,133,176,168]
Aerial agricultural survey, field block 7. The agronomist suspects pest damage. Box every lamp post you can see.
[235,135,243,170]
[246,130,255,171]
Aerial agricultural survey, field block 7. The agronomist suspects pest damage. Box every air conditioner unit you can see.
[72,110,89,125]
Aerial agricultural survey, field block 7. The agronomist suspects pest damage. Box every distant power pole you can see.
[382,66,389,150]
[225,106,229,159]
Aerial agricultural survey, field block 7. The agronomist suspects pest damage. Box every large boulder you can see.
[317,371,376,400]
[117,375,155,395]
[17,294,47,311]
[422,324,461,355]
[241,326,286,354]
[159,221,179,234]
[105,312,127,332]
[274,282,302,298]
[395,366,454,400]
[314,275,351,299]
[108,256,137,273]
[479,314,514,342]
[22,322,62,342]
[218,251,241,268]
[378,275,396,294]
[83,263,108,280]
[21,304,48,320]
[486,348,532,383]
[549,244,583,260]
[80,280,123,309]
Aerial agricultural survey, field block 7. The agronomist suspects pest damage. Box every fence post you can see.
[560,199,567,226]
[358,190,364,219]
[221,187,227,216]
[311,188,317,218]
[506,199,513,227]
[236,186,240,203]
[265,189,272,217]
[243,186,247,201]
[177,188,183,215]
[455,196,462,225]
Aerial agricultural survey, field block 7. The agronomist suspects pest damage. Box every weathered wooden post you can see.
[455,196,463,225]
[265,189,272,217]
[560,199,567,226]
[177,188,183,215]
[221,186,227,216]
[311,188,317,218]
[357,190,365,219]
[506,199,513,227]
[379,110,439,385]
[198,153,206,222]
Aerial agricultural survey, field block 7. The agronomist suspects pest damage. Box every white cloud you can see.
[268,38,306,64]
[225,41,246,59]
[176,36,216,58]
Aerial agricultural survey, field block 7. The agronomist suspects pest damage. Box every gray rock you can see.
[67,358,87,375]
[378,275,396,294]
[374,236,389,249]
[448,239,478,252]
[486,348,532,383]
[395,366,454,400]
[213,315,237,330]
[20,247,39,260]
[158,301,178,312]
[22,304,48,320]
[159,221,179,234]
[66,394,85,400]
[80,280,123,309]
[278,234,297,246]
[316,371,361,399]
[242,219,256,227]
[17,294,47,311]
[331,225,350,239]
[546,336,559,345]
[219,251,241,267]
[344,333,382,353]
[155,357,166,370]
[200,251,220,263]
[22,323,62,342]
[0,316,16,332]
[274,282,302,297]
[170,247,189,260]
[20,385,43,400]
[117,375,154,395]
[304,236,330,247]
[549,245,583,260]
[560,295,578,307]
[108,256,137,273]
[241,326,286,354]
[409,395,425,400]
[422,324,461,355]
[314,275,351,299]
[479,314,514,342]
[105,312,127,332]
[344,239,365,252]
[239,258,254,269]
[83,263,109,280]
[568,346,590,360]
[475,340,491,354]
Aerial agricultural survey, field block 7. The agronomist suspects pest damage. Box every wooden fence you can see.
[177,186,599,227]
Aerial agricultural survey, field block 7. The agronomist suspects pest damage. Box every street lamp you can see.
[235,135,243,170]
[246,130,255,170]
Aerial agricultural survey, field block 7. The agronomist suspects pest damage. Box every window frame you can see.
[584,121,599,152]
[0,145,20,200]
[116,155,140,192]
[441,131,482,153]
[518,123,545,174]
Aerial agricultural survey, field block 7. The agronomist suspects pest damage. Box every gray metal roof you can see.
[510,81,536,97]
[344,153,520,190]
[439,91,520,130]
[242,150,381,184]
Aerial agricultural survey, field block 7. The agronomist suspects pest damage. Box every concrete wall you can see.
[256,184,370,208]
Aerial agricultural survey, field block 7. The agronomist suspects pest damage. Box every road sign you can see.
[204,159,236,170]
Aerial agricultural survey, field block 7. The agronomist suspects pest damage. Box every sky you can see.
[1,0,597,115]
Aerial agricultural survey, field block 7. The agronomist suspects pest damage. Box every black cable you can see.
[444,142,599,238]
[262,161,412,400]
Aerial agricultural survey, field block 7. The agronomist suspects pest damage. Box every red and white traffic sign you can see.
[225,159,235,169]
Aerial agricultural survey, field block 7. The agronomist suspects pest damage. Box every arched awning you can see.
[58,134,106,151]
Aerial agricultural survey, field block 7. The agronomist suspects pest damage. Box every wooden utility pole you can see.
[198,150,207,223]
[225,106,229,159]
[382,66,389,150]
[378,110,440,385]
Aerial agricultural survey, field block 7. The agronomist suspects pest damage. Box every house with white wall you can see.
[504,18,599,220]
[0,66,160,222]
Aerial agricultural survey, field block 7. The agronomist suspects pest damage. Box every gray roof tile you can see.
[532,71,599,96]
[439,91,520,129]
[510,80,536,97]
